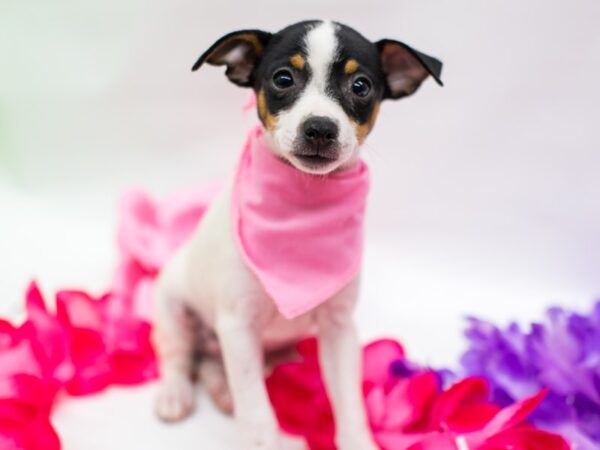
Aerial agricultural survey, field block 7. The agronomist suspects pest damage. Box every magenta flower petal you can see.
[363,339,405,387]
[23,283,74,384]
[0,375,60,450]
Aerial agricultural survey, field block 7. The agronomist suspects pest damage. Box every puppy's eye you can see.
[273,69,294,89]
[351,77,371,97]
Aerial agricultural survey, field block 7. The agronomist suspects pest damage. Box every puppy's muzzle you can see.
[293,116,340,166]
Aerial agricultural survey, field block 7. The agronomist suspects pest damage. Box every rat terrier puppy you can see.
[153,20,442,450]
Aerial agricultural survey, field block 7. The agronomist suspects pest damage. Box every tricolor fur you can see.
[194,20,442,174]
[154,19,443,450]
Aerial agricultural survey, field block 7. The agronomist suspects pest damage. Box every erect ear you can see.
[375,39,443,99]
[192,29,272,87]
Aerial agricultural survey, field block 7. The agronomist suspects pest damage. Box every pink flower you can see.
[0,299,61,450]
[0,374,60,450]
[266,338,570,450]
[54,289,157,395]
[0,282,159,449]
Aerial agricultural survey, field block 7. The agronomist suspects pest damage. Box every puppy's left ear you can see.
[376,40,443,99]
[192,29,272,87]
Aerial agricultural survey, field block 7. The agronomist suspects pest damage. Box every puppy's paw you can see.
[206,381,234,415]
[198,357,234,415]
[155,377,195,422]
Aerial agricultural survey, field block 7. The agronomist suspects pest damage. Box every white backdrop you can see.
[1,1,600,448]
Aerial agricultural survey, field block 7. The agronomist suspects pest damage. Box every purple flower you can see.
[459,301,600,449]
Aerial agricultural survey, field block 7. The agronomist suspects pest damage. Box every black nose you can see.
[303,116,339,146]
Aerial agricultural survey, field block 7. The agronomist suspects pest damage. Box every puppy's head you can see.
[193,21,443,175]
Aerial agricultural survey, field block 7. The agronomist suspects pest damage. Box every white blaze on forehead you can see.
[303,20,338,92]
[267,20,360,174]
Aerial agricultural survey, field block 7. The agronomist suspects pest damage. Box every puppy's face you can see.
[193,21,443,175]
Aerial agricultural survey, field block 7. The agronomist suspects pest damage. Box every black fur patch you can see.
[329,23,386,125]
[253,21,316,117]
[192,21,442,126]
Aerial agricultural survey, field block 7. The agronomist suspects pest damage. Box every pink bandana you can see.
[231,125,370,319]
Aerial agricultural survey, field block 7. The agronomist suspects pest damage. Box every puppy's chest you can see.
[193,299,317,356]
[260,308,318,351]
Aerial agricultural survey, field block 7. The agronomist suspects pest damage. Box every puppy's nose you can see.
[303,116,339,146]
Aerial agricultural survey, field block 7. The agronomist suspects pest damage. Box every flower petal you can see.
[363,339,405,386]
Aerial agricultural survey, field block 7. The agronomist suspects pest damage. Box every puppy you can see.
[153,20,442,450]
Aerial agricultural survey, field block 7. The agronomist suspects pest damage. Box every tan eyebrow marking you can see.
[290,53,306,70]
[344,59,359,75]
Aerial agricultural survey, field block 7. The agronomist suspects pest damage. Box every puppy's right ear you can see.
[192,30,272,87]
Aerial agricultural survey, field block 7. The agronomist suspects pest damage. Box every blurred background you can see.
[1,0,599,448]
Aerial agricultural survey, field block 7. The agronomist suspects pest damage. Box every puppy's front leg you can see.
[316,278,379,450]
[216,312,281,449]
